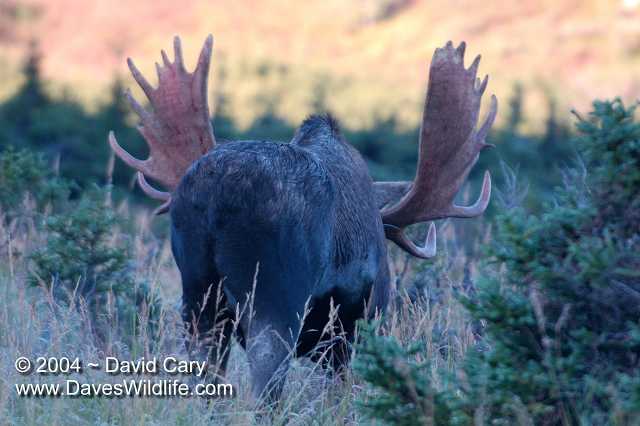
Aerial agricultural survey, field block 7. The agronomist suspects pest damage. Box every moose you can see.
[108,35,497,402]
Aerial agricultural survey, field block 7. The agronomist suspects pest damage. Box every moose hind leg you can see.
[244,318,297,405]
[182,279,235,383]
[172,228,233,383]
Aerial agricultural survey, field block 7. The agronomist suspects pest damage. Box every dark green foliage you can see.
[506,83,524,134]
[0,146,71,213]
[29,186,132,297]
[354,321,453,426]
[355,99,640,425]
[0,44,103,186]
[29,186,161,348]
[96,75,147,188]
[460,98,640,424]
[0,43,141,191]
[574,101,640,232]
[475,85,574,213]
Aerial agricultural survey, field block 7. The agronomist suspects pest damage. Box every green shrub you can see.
[29,187,131,295]
[0,146,71,212]
[29,186,160,349]
[460,99,640,424]
[354,99,640,425]
[353,321,454,426]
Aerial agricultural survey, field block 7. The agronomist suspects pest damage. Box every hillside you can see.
[1,0,639,131]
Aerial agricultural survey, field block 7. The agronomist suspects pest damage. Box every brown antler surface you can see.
[108,35,216,214]
[378,41,498,258]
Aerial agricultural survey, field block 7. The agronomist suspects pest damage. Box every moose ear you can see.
[108,35,217,214]
[376,41,497,259]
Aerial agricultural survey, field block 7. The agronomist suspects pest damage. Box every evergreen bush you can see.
[355,99,640,425]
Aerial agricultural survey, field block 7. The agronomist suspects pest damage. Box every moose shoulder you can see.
[108,35,497,403]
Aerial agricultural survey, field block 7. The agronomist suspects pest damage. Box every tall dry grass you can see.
[0,194,481,425]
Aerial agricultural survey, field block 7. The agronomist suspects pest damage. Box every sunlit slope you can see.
[3,0,639,130]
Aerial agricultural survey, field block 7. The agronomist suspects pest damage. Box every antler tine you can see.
[193,35,214,130]
[160,49,171,67]
[456,41,466,56]
[377,41,498,258]
[468,55,481,79]
[108,131,149,174]
[445,95,497,218]
[173,36,185,70]
[477,94,498,142]
[385,222,437,259]
[137,172,170,201]
[195,34,213,73]
[124,88,149,122]
[137,172,171,216]
[108,35,217,215]
[477,75,489,95]
[449,170,491,217]
[152,200,171,216]
[127,57,154,101]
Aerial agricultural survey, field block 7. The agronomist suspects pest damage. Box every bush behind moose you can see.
[355,99,640,425]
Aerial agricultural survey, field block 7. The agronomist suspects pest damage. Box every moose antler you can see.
[108,35,216,214]
[377,41,498,258]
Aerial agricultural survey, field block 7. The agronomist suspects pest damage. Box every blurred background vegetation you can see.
[1,0,639,215]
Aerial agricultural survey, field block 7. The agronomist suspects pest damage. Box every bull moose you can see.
[108,35,497,402]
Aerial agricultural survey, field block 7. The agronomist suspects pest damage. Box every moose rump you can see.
[171,132,382,398]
